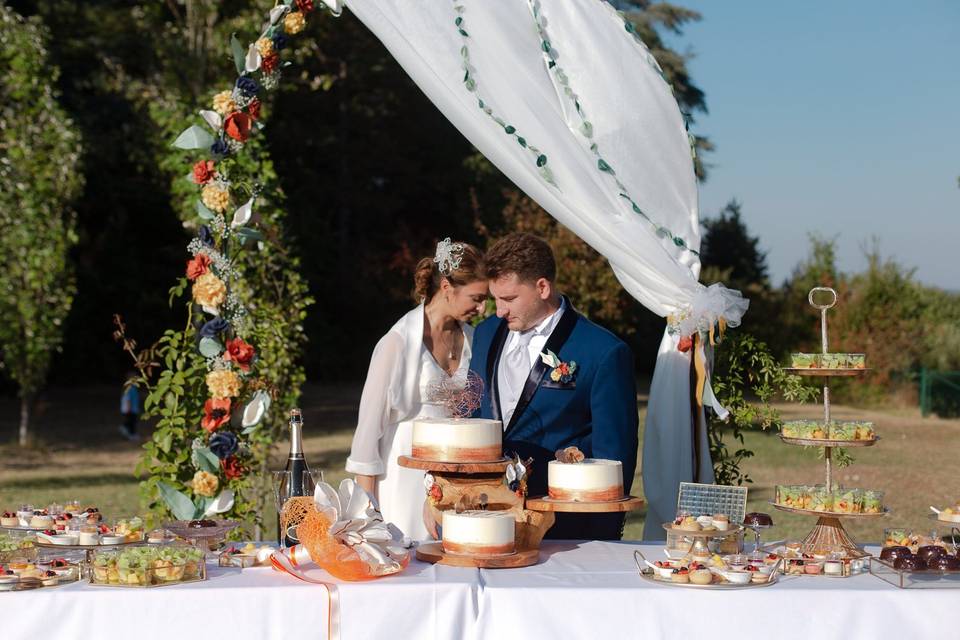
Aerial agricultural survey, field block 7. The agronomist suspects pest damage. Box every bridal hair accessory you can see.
[433,237,465,276]
[426,370,484,418]
[273,478,410,581]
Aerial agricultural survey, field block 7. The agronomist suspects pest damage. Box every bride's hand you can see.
[423,501,440,540]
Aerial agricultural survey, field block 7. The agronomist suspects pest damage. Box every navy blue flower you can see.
[236,77,259,97]
[272,33,288,51]
[209,431,239,459]
[211,138,230,158]
[199,317,229,338]
[199,225,215,247]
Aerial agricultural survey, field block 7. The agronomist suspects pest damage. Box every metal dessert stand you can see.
[776,287,887,558]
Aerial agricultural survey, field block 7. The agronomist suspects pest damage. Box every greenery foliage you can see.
[0,6,84,445]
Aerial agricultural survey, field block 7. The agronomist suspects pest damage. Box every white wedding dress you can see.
[346,304,473,542]
[376,345,469,541]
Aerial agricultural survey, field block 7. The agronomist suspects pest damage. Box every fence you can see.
[919,368,960,418]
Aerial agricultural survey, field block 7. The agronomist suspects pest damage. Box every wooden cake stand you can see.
[399,455,553,569]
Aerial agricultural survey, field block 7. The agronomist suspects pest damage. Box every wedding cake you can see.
[548,456,624,502]
[441,510,515,556]
[411,418,503,463]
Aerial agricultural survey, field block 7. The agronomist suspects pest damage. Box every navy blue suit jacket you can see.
[470,299,639,540]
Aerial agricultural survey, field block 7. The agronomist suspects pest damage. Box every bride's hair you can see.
[412,242,485,303]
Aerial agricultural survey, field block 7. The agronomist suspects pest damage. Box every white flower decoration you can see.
[313,479,410,575]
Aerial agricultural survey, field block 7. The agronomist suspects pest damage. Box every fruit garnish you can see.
[767,554,778,561]
[42,529,57,536]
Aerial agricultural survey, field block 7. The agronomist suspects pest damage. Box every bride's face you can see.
[444,280,489,322]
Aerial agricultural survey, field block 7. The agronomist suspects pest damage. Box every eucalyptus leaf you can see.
[194,496,215,519]
[197,200,216,221]
[172,125,215,150]
[191,446,220,474]
[235,228,264,244]
[230,33,246,76]
[157,481,199,521]
[199,337,224,358]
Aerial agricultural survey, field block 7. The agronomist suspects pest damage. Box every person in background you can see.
[119,372,140,441]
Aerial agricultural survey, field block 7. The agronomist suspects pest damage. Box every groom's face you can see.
[489,273,552,332]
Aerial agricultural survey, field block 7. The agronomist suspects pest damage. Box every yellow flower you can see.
[284,11,306,34]
[201,184,230,213]
[212,90,237,116]
[206,369,241,399]
[191,470,219,498]
[192,272,227,309]
[550,368,562,382]
[255,37,274,58]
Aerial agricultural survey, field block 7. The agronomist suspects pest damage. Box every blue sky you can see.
[663,1,960,290]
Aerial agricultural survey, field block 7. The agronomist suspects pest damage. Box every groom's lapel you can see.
[504,300,579,438]
[486,319,510,422]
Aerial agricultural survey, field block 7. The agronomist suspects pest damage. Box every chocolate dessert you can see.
[187,519,217,529]
[916,545,945,564]
[743,512,773,527]
[879,546,911,563]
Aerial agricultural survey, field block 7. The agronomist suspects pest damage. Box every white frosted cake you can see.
[441,510,515,556]
[412,418,502,463]
[548,458,624,502]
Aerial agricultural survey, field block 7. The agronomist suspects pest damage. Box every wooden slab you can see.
[525,496,644,513]
[415,542,539,568]
[397,455,510,473]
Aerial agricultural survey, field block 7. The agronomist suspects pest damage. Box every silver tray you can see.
[634,550,779,589]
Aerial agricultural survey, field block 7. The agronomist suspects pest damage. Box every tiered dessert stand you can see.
[400,455,643,568]
[775,287,887,559]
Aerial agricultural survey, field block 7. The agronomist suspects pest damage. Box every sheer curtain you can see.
[342,0,748,540]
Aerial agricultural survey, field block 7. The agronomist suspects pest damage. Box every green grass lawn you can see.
[3,384,958,545]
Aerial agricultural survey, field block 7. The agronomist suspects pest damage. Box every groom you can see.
[470,233,639,540]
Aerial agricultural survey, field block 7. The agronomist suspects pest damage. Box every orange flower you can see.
[186,254,211,280]
[192,160,216,185]
[224,112,252,142]
[223,338,255,372]
[222,456,246,480]
[677,336,693,353]
[201,397,232,432]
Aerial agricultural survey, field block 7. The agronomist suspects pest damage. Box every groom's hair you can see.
[484,232,556,283]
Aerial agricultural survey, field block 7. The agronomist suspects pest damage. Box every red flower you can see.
[677,336,693,353]
[201,398,232,432]
[247,98,261,120]
[192,160,216,185]
[186,254,212,280]
[261,54,280,74]
[296,0,315,13]
[222,456,246,480]
[223,337,255,371]
[224,112,252,142]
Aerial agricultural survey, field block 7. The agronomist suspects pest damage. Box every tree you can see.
[0,6,84,445]
[700,199,769,288]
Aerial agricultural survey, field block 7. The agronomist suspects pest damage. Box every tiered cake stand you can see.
[775,287,887,558]
[400,455,644,568]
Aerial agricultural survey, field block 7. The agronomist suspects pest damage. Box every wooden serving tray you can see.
[415,542,539,568]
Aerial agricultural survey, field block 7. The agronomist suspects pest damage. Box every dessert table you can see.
[2,541,952,640]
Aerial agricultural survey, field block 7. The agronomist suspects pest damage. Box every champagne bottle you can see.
[279,408,315,547]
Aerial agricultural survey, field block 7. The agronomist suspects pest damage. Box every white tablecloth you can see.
[4,541,954,640]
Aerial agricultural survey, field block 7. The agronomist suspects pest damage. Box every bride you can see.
[346,238,488,540]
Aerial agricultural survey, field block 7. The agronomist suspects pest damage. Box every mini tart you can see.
[689,568,713,585]
[670,568,690,583]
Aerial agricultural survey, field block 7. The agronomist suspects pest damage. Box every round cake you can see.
[441,510,515,556]
[411,418,502,463]
[547,459,624,502]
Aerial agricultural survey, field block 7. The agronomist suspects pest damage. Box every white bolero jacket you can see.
[345,304,475,477]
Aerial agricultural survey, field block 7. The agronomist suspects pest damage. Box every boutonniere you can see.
[540,349,577,383]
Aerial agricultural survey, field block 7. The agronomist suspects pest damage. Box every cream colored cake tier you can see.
[548,459,624,502]
[411,418,503,463]
[441,510,515,556]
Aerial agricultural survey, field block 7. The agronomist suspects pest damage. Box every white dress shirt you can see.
[497,298,566,427]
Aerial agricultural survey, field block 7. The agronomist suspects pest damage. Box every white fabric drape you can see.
[342,0,748,539]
